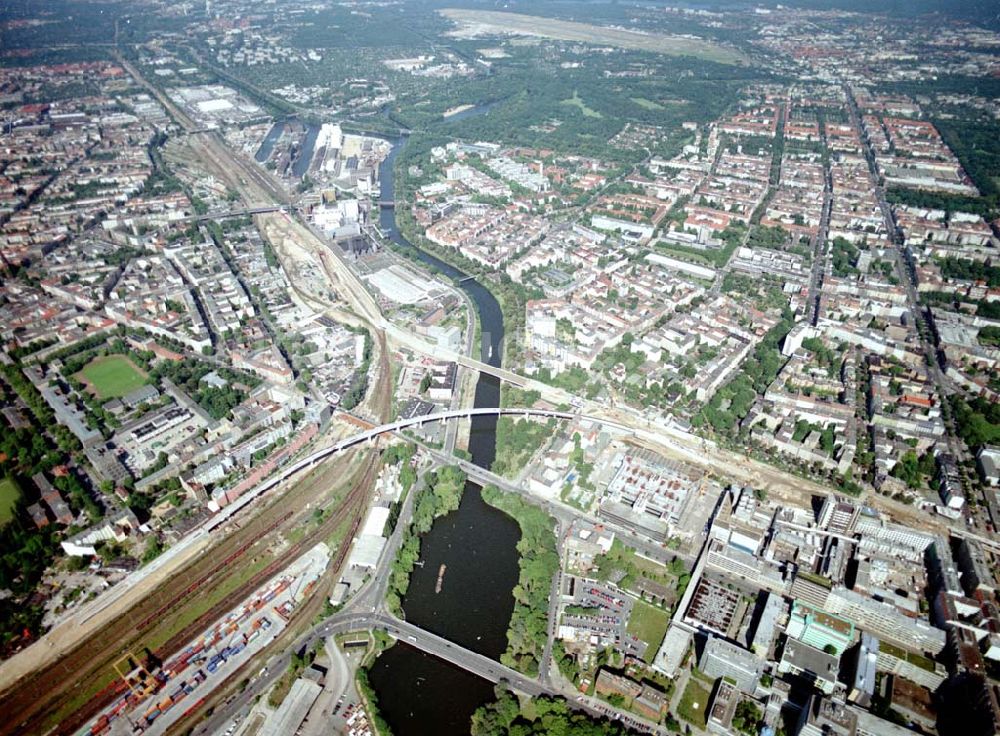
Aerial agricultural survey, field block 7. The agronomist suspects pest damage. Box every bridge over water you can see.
[207,407,632,525]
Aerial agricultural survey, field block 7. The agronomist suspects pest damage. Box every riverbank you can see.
[393,209,528,367]
[389,149,528,372]
[385,465,467,616]
[481,485,559,677]
[442,103,476,118]
[368,125,524,736]
[354,630,396,736]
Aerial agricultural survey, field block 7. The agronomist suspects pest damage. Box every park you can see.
[76,354,149,400]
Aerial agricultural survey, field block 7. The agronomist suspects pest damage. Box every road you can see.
[198,610,666,736]
[421,447,696,565]
[842,83,978,520]
[134,39,969,542]
[807,153,833,326]
[119,42,992,543]
[195,444,672,736]
[192,465,425,736]
[539,566,564,686]
[83,53,994,736]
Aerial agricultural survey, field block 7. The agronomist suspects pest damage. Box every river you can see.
[367,109,522,735]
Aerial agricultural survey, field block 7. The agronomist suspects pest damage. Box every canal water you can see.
[366,115,523,734]
[291,123,321,179]
[254,121,283,163]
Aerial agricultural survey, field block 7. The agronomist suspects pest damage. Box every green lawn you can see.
[654,244,714,267]
[627,600,670,662]
[561,91,603,118]
[0,476,22,528]
[678,678,711,728]
[78,354,148,399]
[631,97,664,111]
[656,239,740,270]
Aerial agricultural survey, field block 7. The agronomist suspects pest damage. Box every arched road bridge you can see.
[275,407,630,486]
[208,407,632,526]
[207,405,1000,555]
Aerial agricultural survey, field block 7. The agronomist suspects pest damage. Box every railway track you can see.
[59,453,376,736]
[167,498,366,736]
[0,449,376,736]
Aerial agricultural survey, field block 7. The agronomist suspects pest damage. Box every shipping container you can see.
[171,660,192,679]
[89,714,109,734]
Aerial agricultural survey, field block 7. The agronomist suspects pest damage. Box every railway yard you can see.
[0,444,377,736]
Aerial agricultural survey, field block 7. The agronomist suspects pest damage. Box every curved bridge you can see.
[280,407,630,484]
[210,407,632,523]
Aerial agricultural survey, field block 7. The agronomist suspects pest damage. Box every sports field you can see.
[77,355,148,399]
[0,476,22,528]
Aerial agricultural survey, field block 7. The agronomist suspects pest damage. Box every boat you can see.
[435,564,447,594]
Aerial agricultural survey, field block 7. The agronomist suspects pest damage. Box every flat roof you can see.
[362,506,391,537]
[349,534,386,569]
[265,678,322,734]
[780,638,839,682]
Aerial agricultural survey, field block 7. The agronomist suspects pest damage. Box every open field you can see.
[626,600,670,662]
[561,91,603,118]
[440,9,748,65]
[77,354,147,399]
[0,477,22,528]
[678,678,711,727]
[631,97,665,111]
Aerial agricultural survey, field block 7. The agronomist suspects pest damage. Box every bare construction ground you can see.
[440,9,748,65]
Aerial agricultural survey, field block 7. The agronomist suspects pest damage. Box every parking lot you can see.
[561,576,647,659]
